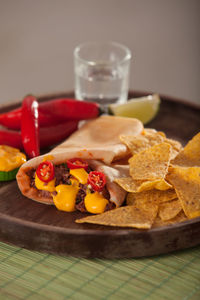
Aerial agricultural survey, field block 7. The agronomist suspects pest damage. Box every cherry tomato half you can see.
[88,171,106,192]
[67,158,88,170]
[36,161,55,183]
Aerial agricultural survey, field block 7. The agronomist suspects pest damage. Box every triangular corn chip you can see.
[167,166,200,219]
[158,199,182,221]
[76,204,158,229]
[172,133,200,167]
[152,211,187,228]
[115,177,172,193]
[126,189,177,206]
[129,143,172,180]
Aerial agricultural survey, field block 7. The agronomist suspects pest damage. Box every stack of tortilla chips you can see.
[76,130,200,229]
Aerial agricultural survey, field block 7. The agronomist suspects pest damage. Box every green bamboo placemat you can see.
[0,242,200,300]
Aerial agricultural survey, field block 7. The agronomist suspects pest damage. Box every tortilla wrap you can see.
[17,116,143,207]
[50,115,143,164]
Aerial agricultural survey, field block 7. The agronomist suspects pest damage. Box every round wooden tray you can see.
[0,91,200,258]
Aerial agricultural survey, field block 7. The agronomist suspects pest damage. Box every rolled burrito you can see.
[17,116,143,214]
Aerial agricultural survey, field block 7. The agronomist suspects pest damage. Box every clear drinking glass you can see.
[74,41,131,106]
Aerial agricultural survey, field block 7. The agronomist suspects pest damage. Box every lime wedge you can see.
[109,94,160,124]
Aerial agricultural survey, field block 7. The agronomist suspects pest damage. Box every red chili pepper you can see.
[0,107,64,130]
[67,158,88,170]
[0,129,22,149]
[21,95,40,158]
[39,120,78,148]
[0,97,101,130]
[0,121,78,150]
[0,107,22,130]
[36,161,55,182]
[38,98,100,121]
[88,171,106,192]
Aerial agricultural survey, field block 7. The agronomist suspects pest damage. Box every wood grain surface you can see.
[0,91,200,258]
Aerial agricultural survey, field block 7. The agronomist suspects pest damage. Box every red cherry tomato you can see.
[36,161,55,183]
[67,158,88,170]
[88,171,106,192]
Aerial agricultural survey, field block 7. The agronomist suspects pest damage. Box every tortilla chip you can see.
[126,189,177,206]
[120,130,165,155]
[120,135,151,155]
[147,179,172,191]
[143,130,182,159]
[129,143,172,180]
[141,129,165,142]
[120,128,182,163]
[167,166,200,219]
[114,177,142,193]
[143,129,182,148]
[165,138,182,160]
[165,138,182,153]
[143,129,166,139]
[128,194,159,219]
[171,132,200,167]
[158,199,182,221]
[158,189,177,202]
[76,204,158,229]
[115,177,172,193]
[152,211,187,228]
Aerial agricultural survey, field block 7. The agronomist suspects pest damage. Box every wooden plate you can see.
[0,91,200,258]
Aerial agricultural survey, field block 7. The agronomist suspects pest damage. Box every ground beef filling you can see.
[54,164,71,185]
[27,164,112,213]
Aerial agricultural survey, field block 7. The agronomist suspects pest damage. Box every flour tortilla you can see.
[17,116,143,206]
[50,115,143,164]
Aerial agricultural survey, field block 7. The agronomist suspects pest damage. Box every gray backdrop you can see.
[0,0,199,104]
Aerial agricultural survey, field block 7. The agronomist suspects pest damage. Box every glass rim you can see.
[74,41,131,66]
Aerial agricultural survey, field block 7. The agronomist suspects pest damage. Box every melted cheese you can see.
[70,178,79,187]
[0,145,26,172]
[35,174,56,192]
[70,168,88,184]
[53,184,79,212]
[34,163,109,214]
[84,192,108,214]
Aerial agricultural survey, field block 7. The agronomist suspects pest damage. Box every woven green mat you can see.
[0,242,200,300]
